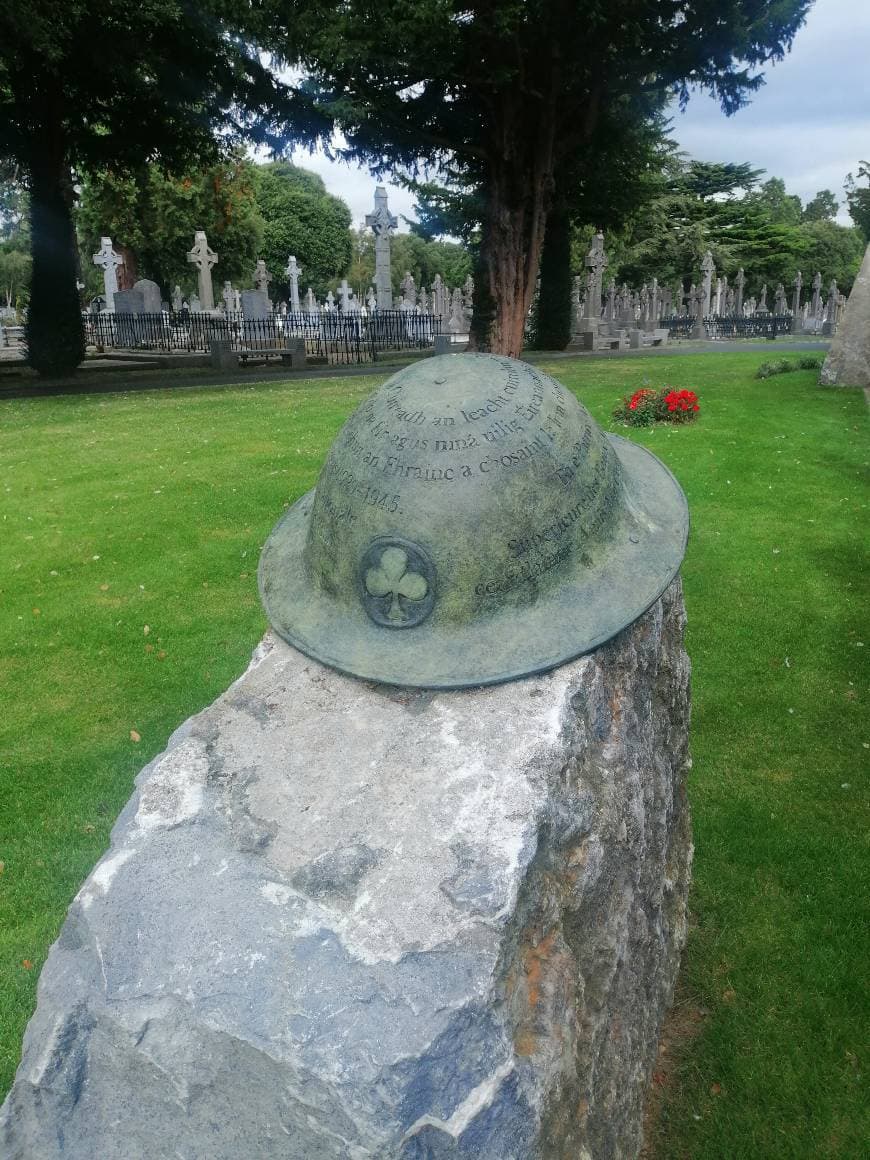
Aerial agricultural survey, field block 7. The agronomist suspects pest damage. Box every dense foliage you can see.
[251,162,353,298]
[346,229,472,302]
[269,0,812,354]
[600,156,865,297]
[0,0,292,373]
[845,161,870,242]
[77,158,264,300]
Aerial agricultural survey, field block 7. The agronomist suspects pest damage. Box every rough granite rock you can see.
[1,579,692,1160]
[820,241,870,387]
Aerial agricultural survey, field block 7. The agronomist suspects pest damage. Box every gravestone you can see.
[735,267,746,315]
[133,278,161,314]
[112,288,144,346]
[2,357,692,1159]
[253,259,273,301]
[791,271,803,334]
[366,185,397,309]
[285,255,302,312]
[821,243,870,386]
[700,250,715,317]
[240,289,270,320]
[92,237,123,311]
[186,230,218,311]
[811,271,823,317]
[822,279,839,335]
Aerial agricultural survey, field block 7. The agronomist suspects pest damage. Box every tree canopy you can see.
[845,162,870,242]
[594,153,864,297]
[77,157,264,299]
[251,162,353,297]
[271,0,812,353]
[0,0,292,373]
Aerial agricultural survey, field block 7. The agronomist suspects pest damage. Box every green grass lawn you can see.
[1,352,867,1155]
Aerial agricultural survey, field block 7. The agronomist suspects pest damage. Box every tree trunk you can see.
[26,115,84,378]
[469,89,557,356]
[470,165,552,357]
[529,192,573,351]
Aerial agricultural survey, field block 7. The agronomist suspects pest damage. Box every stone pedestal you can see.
[2,581,692,1159]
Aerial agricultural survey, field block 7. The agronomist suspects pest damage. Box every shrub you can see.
[613,385,699,426]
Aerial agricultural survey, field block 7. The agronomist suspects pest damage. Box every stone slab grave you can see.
[821,242,870,386]
[2,355,692,1158]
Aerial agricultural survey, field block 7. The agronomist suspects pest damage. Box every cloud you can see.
[264,0,868,231]
[670,0,870,222]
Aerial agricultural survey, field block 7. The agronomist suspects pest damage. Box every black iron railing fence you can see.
[82,310,445,362]
[657,314,793,340]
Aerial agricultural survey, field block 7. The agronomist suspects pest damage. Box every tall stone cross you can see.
[92,237,123,310]
[186,231,218,311]
[791,271,803,333]
[734,267,746,315]
[285,255,302,312]
[339,278,352,311]
[365,185,397,309]
[253,259,272,299]
[811,272,822,316]
[700,251,715,318]
[584,232,607,320]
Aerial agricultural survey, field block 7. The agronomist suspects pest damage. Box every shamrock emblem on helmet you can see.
[361,538,435,628]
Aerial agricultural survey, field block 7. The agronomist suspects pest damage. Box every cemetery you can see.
[1,1,868,1158]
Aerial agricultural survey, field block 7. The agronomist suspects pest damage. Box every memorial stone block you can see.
[2,356,692,1160]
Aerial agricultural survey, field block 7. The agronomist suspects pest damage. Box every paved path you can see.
[0,340,830,400]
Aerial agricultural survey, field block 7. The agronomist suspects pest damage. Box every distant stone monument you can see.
[92,237,123,311]
[285,255,302,312]
[821,243,870,386]
[2,358,692,1159]
[700,250,715,317]
[186,231,218,311]
[791,271,803,333]
[365,185,397,309]
[253,259,272,301]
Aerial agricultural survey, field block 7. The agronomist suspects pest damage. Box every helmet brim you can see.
[258,435,688,690]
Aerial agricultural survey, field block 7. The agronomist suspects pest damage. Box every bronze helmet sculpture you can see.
[259,354,688,688]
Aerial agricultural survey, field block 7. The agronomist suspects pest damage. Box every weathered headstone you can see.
[112,288,145,346]
[112,288,144,315]
[171,284,183,312]
[304,287,318,314]
[366,185,397,309]
[92,237,123,311]
[240,289,270,320]
[186,231,218,311]
[133,278,161,314]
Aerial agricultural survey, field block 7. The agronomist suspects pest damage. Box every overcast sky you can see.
[283,0,869,231]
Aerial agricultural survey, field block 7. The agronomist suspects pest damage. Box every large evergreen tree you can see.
[272,0,811,355]
[0,1,291,375]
